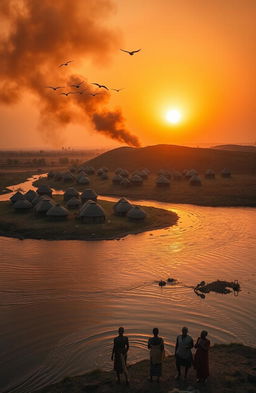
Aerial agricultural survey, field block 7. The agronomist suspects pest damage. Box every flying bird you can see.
[70,81,84,88]
[111,88,125,92]
[58,60,73,67]
[59,91,76,96]
[87,92,102,96]
[91,83,109,90]
[45,86,64,91]
[120,49,141,56]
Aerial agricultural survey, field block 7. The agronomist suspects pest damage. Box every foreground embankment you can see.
[35,344,256,393]
[0,198,178,240]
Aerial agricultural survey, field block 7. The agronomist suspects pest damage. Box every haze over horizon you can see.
[0,0,255,149]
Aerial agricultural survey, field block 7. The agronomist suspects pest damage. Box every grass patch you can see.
[0,196,178,240]
[34,172,256,207]
[0,171,37,195]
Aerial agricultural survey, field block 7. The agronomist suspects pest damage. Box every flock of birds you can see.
[46,48,141,97]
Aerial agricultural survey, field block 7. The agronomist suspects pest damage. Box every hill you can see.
[212,144,256,153]
[85,144,256,174]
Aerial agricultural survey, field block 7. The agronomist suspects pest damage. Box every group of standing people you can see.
[111,326,210,385]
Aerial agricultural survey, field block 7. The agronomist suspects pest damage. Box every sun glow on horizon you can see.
[165,109,182,125]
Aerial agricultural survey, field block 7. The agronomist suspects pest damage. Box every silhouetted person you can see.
[111,327,129,385]
[148,327,165,383]
[194,330,210,383]
[175,327,194,380]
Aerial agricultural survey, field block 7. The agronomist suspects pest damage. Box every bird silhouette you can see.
[120,49,141,56]
[111,88,125,92]
[87,92,102,96]
[59,91,76,96]
[58,60,73,67]
[91,83,109,90]
[71,81,84,88]
[46,86,65,91]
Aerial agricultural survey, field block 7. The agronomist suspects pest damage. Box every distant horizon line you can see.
[0,142,255,151]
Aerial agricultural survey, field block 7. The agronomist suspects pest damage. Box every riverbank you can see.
[0,198,178,240]
[33,173,256,207]
[34,344,256,393]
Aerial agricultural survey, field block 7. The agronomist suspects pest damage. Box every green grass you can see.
[0,197,178,240]
[34,173,256,207]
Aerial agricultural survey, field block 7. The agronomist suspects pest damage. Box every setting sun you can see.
[165,109,182,125]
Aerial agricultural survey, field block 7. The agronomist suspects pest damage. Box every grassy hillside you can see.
[84,144,256,174]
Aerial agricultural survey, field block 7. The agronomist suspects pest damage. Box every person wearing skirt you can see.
[148,328,165,383]
[194,330,210,383]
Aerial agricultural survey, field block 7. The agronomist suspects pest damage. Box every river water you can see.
[0,175,255,393]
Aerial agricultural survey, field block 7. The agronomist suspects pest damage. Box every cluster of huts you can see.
[46,165,232,189]
[9,185,147,223]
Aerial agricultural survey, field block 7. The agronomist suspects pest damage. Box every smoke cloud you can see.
[0,0,140,147]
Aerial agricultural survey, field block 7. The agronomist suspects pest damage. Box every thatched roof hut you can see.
[127,206,146,220]
[115,168,123,175]
[84,166,95,175]
[77,175,90,185]
[37,184,52,197]
[102,167,109,172]
[120,178,131,187]
[157,169,171,179]
[113,198,133,216]
[79,200,106,224]
[13,199,33,210]
[54,172,63,181]
[34,198,55,215]
[97,168,104,176]
[31,194,41,206]
[135,170,148,179]
[100,172,108,180]
[156,175,170,187]
[10,191,25,204]
[66,196,81,209]
[130,174,143,186]
[112,174,123,185]
[189,174,202,186]
[46,204,69,219]
[64,187,80,201]
[69,167,77,173]
[205,169,215,179]
[185,169,198,179]
[81,189,97,203]
[63,171,74,182]
[120,169,129,177]
[25,189,37,202]
[221,168,231,178]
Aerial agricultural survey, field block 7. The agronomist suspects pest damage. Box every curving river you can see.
[0,175,255,393]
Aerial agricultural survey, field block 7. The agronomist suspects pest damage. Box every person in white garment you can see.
[175,326,194,380]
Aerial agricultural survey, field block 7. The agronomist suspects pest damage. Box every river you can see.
[0,175,255,392]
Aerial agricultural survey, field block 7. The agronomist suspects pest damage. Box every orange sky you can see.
[0,0,255,149]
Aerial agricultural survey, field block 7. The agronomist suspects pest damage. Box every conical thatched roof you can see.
[77,175,90,185]
[112,174,123,184]
[31,194,41,206]
[84,166,95,175]
[81,189,97,203]
[189,174,202,186]
[77,170,86,177]
[63,171,74,182]
[69,167,77,173]
[205,169,215,179]
[66,196,81,209]
[156,175,170,186]
[221,168,231,178]
[79,201,106,223]
[136,170,148,179]
[10,191,25,204]
[115,167,123,175]
[157,169,171,179]
[127,206,146,220]
[113,198,133,216]
[13,199,33,209]
[100,172,108,180]
[64,187,80,201]
[25,189,37,202]
[37,184,52,196]
[120,178,131,187]
[130,174,143,185]
[97,168,104,176]
[54,172,63,181]
[185,169,198,178]
[34,198,55,214]
[102,167,109,172]
[120,169,129,177]
[46,204,69,218]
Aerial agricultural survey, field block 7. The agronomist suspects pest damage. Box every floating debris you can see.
[194,280,240,298]
[159,280,166,287]
[167,277,177,283]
